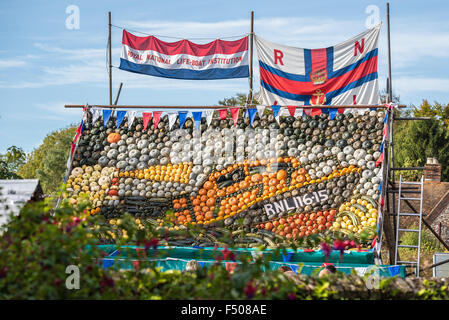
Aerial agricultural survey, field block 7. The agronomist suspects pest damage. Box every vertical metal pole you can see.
[386,3,392,102]
[108,11,112,105]
[248,11,254,105]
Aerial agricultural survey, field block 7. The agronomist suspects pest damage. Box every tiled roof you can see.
[0,179,43,226]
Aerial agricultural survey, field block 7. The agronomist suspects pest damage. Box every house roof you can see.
[387,181,449,226]
[0,179,43,226]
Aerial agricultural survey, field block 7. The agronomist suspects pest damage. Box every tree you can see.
[218,92,259,106]
[17,126,76,194]
[394,100,449,181]
[0,146,26,179]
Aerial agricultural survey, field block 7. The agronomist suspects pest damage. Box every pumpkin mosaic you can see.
[65,108,386,241]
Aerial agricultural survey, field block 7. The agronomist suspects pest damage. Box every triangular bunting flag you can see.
[287,106,296,117]
[338,108,345,114]
[281,252,294,262]
[289,264,299,274]
[91,107,102,125]
[167,113,177,130]
[303,108,312,116]
[295,108,303,117]
[248,108,257,127]
[311,108,322,116]
[329,109,338,120]
[153,111,162,130]
[204,110,214,126]
[376,152,384,167]
[178,111,188,129]
[230,107,239,126]
[192,111,202,130]
[127,110,137,128]
[142,112,152,131]
[271,105,281,118]
[218,109,228,120]
[256,105,265,119]
[116,110,127,129]
[102,109,113,127]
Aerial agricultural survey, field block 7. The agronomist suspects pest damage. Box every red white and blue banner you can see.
[119,30,249,80]
[255,24,381,106]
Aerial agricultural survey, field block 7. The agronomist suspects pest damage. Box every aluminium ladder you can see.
[394,175,424,277]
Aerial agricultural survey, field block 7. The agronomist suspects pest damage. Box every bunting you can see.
[218,109,228,120]
[178,111,188,128]
[247,108,258,127]
[204,109,214,126]
[116,110,127,129]
[192,111,203,130]
[127,110,137,128]
[103,109,113,127]
[230,107,239,126]
[153,111,162,130]
[168,113,177,130]
[142,112,152,131]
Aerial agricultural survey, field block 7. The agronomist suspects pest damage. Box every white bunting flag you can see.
[127,110,137,128]
[256,105,265,119]
[204,110,214,127]
[91,107,102,124]
[168,113,178,130]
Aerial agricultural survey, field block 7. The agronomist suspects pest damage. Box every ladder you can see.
[394,175,424,277]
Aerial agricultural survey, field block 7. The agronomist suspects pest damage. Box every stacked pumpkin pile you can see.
[65,108,385,242]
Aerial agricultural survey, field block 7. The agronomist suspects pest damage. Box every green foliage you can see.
[399,223,446,254]
[0,146,26,179]
[218,93,259,106]
[394,100,449,181]
[1,197,449,299]
[17,126,76,194]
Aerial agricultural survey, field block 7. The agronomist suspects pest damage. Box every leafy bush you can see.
[399,223,446,254]
[1,197,448,300]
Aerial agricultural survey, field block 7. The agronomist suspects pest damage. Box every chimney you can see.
[424,157,441,182]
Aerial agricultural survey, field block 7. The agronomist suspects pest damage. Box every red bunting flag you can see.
[311,108,322,116]
[142,112,152,131]
[218,109,228,120]
[287,106,296,117]
[376,152,384,167]
[338,108,345,114]
[303,108,312,116]
[230,107,239,126]
[153,111,162,130]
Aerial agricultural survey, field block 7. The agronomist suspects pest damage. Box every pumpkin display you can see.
[65,108,386,242]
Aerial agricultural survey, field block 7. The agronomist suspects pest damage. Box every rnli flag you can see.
[119,30,249,80]
[255,24,381,106]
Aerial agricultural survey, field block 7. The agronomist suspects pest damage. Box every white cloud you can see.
[0,59,26,69]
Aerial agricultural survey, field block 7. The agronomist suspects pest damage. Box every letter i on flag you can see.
[192,111,202,130]
[142,112,152,131]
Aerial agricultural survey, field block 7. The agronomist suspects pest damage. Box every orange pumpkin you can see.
[107,132,121,144]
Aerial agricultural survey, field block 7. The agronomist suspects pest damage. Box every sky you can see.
[1,0,449,154]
